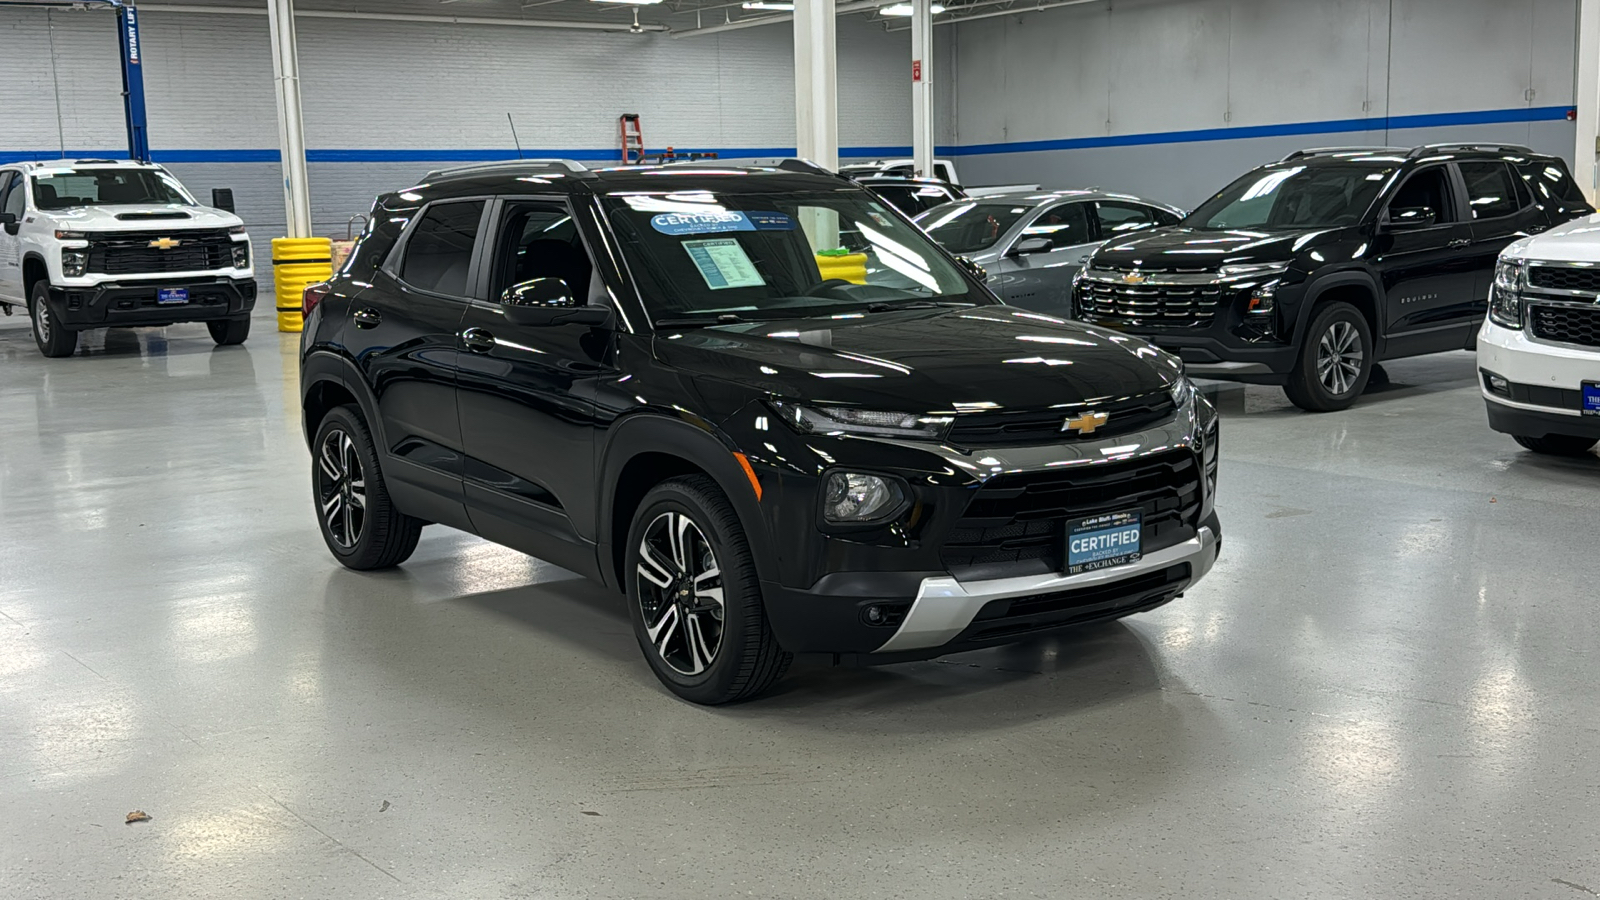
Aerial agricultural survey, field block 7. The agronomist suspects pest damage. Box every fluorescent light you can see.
[879,2,944,14]
[742,1,794,8]
[590,0,664,5]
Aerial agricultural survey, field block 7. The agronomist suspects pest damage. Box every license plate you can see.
[157,288,189,305]
[1067,509,1142,575]
[1584,382,1600,417]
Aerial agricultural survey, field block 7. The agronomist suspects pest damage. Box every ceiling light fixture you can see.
[879,2,945,13]
[590,0,665,6]
[741,1,795,8]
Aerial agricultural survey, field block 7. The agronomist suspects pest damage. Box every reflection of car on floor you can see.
[1075,144,1594,412]
[855,175,967,217]
[1477,216,1600,457]
[300,158,1221,704]
[915,190,1181,314]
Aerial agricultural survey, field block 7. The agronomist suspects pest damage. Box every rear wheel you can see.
[312,405,423,569]
[208,314,251,345]
[1284,301,1372,412]
[29,282,77,358]
[1512,433,1597,457]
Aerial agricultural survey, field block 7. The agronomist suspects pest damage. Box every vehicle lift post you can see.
[116,2,151,163]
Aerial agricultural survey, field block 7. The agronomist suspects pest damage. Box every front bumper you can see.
[1477,319,1600,439]
[50,277,257,328]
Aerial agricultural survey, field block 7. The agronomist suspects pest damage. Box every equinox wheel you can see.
[1285,301,1372,412]
[625,476,790,704]
[29,282,77,358]
[1512,433,1597,457]
[312,405,422,570]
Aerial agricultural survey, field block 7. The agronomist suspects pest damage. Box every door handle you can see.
[352,307,382,329]
[1447,238,1471,248]
[461,327,497,353]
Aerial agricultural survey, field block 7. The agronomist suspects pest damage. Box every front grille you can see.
[87,230,234,275]
[939,449,1201,577]
[1530,304,1600,348]
[1527,265,1600,294]
[946,390,1176,447]
[1076,271,1223,327]
[961,564,1192,643]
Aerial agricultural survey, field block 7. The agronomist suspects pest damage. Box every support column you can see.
[910,0,934,178]
[793,0,838,171]
[267,0,312,238]
[1576,0,1600,203]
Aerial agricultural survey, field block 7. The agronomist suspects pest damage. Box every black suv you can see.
[300,159,1221,703]
[1073,144,1593,410]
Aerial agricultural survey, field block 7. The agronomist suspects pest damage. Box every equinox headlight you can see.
[1219,262,1291,278]
[770,400,952,440]
[822,472,906,523]
[1489,258,1524,329]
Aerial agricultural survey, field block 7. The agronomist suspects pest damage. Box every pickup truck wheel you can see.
[625,476,791,704]
[29,283,77,358]
[208,314,251,346]
[313,405,423,570]
[1284,301,1372,412]
[1512,434,1597,457]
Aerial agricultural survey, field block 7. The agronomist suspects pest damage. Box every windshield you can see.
[915,201,1033,253]
[31,167,194,210]
[604,188,981,324]
[1185,163,1394,230]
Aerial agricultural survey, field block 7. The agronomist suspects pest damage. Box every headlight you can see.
[1246,279,1278,314]
[822,472,906,523]
[61,249,88,278]
[770,400,952,440]
[1170,375,1195,409]
[1219,262,1291,278]
[231,242,250,269]
[1488,258,1524,329]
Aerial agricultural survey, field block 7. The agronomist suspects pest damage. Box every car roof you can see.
[1273,143,1559,167]
[941,189,1170,207]
[395,159,856,205]
[18,158,160,170]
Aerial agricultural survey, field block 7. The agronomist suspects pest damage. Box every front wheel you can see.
[30,282,77,358]
[208,314,251,345]
[625,476,790,704]
[1513,434,1597,457]
[312,405,423,569]
[1284,301,1373,412]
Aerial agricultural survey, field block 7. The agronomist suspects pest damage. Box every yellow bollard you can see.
[272,237,334,333]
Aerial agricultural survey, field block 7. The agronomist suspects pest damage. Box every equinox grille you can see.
[1076,270,1222,327]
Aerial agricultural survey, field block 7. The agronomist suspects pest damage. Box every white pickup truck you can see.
[0,159,256,357]
[838,158,1040,197]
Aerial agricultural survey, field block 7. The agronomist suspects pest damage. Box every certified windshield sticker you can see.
[651,210,755,235]
[746,211,796,231]
[683,238,765,290]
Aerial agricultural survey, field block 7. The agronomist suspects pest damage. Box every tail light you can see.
[302,281,332,318]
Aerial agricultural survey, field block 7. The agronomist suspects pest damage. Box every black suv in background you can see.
[1073,144,1592,410]
[300,159,1221,703]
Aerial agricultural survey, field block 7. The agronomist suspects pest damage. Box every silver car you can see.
[915,190,1183,315]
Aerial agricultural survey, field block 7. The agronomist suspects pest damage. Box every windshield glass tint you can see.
[604,188,978,323]
[916,201,1033,253]
[1186,164,1394,230]
[32,168,193,210]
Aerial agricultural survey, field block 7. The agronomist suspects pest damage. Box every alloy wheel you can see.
[316,429,367,549]
[1316,320,1364,395]
[34,302,50,343]
[635,511,725,676]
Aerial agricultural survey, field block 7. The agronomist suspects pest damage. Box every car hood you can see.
[1091,226,1335,269]
[39,204,245,232]
[655,306,1179,414]
[1504,213,1600,263]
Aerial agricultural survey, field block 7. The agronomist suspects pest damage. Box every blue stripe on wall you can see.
[0,106,1572,166]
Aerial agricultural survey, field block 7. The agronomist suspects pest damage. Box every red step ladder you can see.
[619,114,644,165]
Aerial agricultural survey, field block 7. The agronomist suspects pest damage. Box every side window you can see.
[1,173,24,218]
[1458,162,1522,219]
[1387,166,1457,225]
[1153,207,1182,226]
[1023,202,1092,248]
[398,200,485,297]
[494,201,591,300]
[935,162,956,183]
[1095,201,1161,238]
[1519,159,1588,204]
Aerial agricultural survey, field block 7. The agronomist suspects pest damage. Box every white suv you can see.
[1478,216,1600,457]
[0,159,256,357]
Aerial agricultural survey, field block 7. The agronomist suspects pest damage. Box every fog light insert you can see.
[823,472,905,524]
[1482,370,1511,397]
[860,601,911,627]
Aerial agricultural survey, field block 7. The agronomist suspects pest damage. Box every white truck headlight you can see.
[1488,259,1524,329]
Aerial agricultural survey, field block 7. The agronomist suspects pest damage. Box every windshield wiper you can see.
[653,313,747,328]
[864,300,975,313]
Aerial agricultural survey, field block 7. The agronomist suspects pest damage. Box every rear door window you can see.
[1094,201,1164,238]
[398,200,486,297]
[1023,202,1093,248]
[1458,161,1523,219]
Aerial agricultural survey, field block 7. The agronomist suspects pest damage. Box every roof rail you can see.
[1280,146,1405,162]
[1408,142,1535,158]
[666,157,842,178]
[421,158,591,181]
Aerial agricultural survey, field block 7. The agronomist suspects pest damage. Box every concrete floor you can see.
[2,313,1598,899]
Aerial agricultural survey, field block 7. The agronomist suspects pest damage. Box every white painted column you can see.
[793,0,838,171]
[1577,0,1600,203]
[910,0,934,178]
[267,0,313,238]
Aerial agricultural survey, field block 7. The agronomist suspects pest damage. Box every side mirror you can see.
[211,188,235,213]
[0,212,16,236]
[1009,236,1054,257]
[499,277,610,327]
[955,255,988,281]
[1385,206,1437,230]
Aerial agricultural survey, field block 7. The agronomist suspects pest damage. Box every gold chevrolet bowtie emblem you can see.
[1063,411,1111,435]
[1121,271,1147,284]
[149,237,181,250]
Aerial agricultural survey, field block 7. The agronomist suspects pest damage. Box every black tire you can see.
[1512,434,1598,457]
[1284,301,1373,412]
[312,405,423,570]
[29,282,77,358]
[624,475,791,704]
[208,314,251,345]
